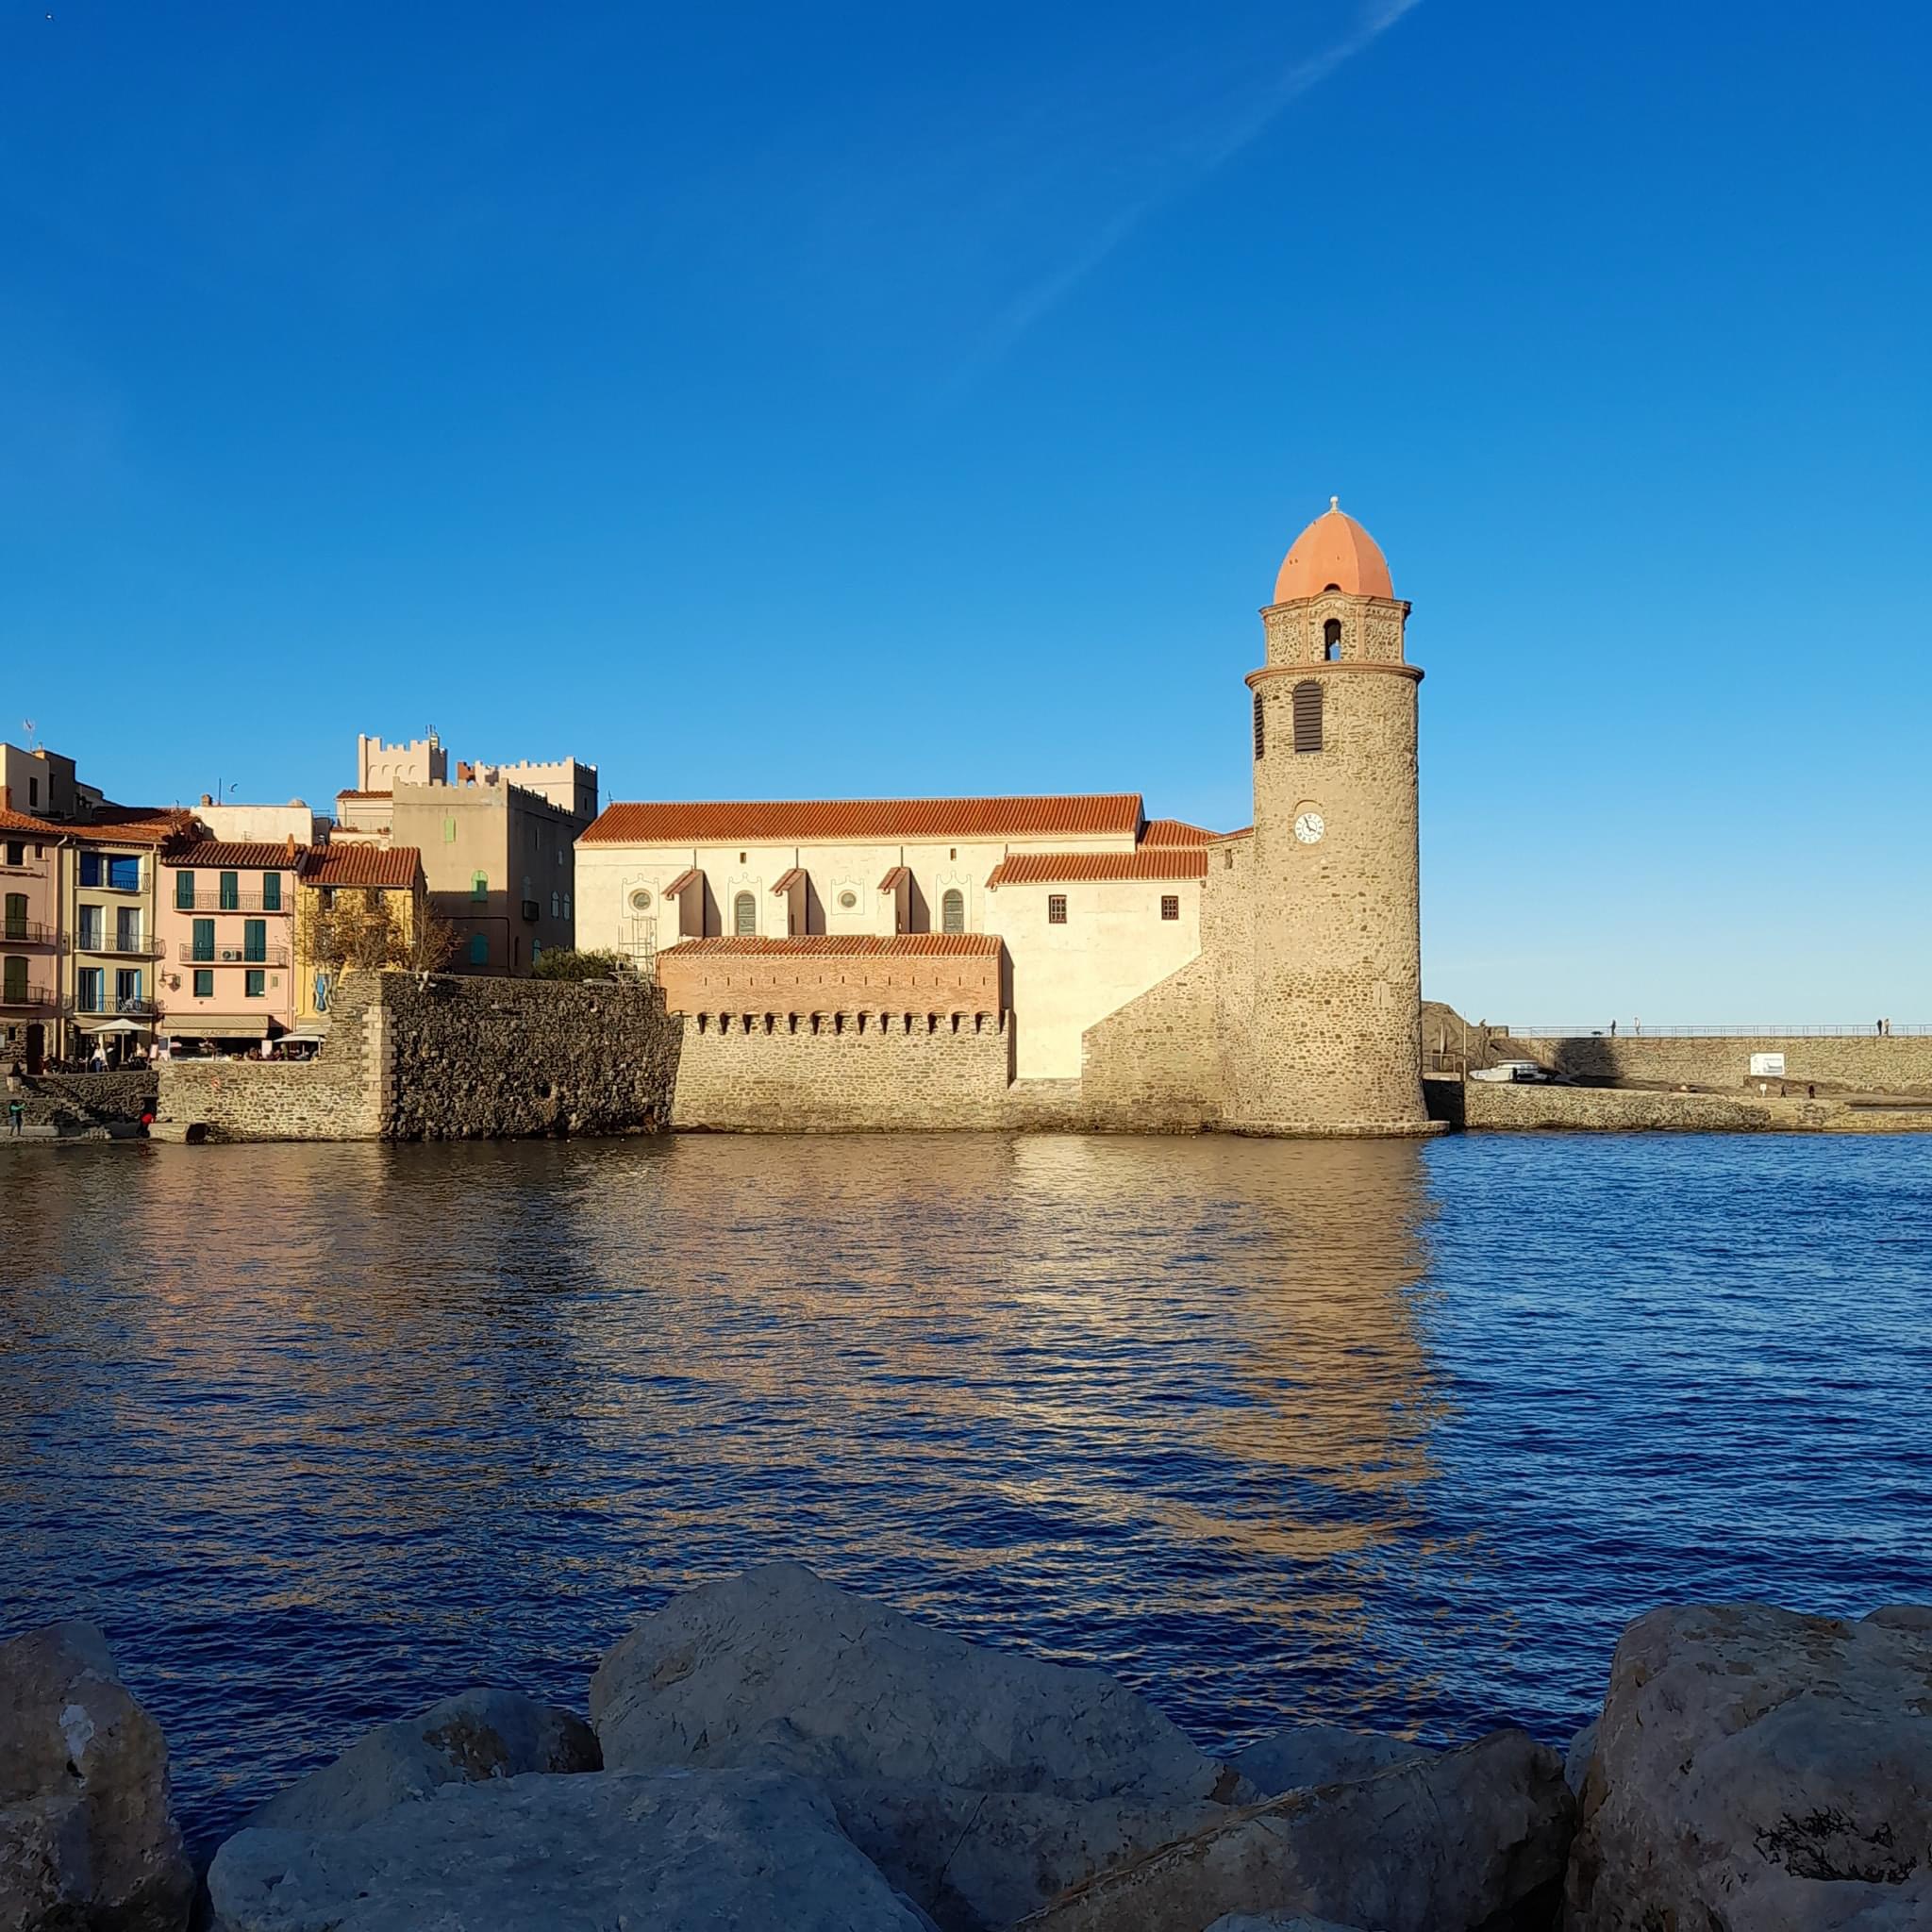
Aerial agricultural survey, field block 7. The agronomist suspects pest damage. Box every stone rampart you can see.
[658,943,1003,1020]
[671,1009,1012,1131]
[381,974,679,1139]
[156,973,680,1141]
[1503,1033,1932,1094]
[8,1070,157,1130]
[1078,955,1221,1130]
[1431,1076,1932,1134]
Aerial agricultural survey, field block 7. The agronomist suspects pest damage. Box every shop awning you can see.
[158,1015,271,1039]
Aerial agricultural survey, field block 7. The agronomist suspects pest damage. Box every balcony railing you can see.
[74,934,162,957]
[176,944,291,967]
[1,920,56,944]
[63,995,158,1018]
[0,983,58,1011]
[172,892,288,912]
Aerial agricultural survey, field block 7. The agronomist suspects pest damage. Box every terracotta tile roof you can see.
[165,841,307,870]
[986,850,1208,887]
[1141,818,1216,846]
[663,867,703,898]
[771,867,806,893]
[0,806,67,836]
[299,844,423,889]
[1218,825,1254,841]
[78,808,196,845]
[876,864,910,891]
[661,934,1003,958]
[336,789,392,800]
[581,793,1143,844]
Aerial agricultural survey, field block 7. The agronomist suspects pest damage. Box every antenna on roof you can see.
[21,718,36,749]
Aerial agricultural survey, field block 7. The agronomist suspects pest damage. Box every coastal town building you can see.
[1,803,66,1070]
[154,841,304,1053]
[335,735,597,974]
[579,499,1431,1133]
[292,843,428,1024]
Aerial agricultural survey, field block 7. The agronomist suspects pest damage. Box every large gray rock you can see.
[1864,1603,1932,1632]
[242,1686,599,1834]
[1565,1602,1932,1932]
[1016,1727,1573,1932]
[824,1779,1229,1931]
[1564,1717,1599,1797]
[1206,1919,1367,1931]
[0,1621,193,1932]
[591,1564,1237,1805]
[1230,1722,1432,1797]
[208,1767,935,1931]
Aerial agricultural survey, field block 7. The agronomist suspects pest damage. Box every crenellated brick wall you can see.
[658,939,1004,1022]
[671,1008,1013,1131]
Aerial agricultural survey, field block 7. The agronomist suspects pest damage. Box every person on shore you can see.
[1609,1020,1617,1038]
[89,1043,108,1073]
[6,1095,22,1137]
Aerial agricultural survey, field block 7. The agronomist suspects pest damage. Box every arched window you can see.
[733,891,757,935]
[1252,691,1265,759]
[1292,680,1324,754]
[1324,618,1342,662]
[941,889,965,934]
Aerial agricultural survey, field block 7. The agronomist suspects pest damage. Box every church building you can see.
[575,501,1429,1136]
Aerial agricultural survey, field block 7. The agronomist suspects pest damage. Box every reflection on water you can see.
[2,1131,1927,1852]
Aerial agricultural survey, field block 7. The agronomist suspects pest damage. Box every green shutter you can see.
[175,871,195,909]
[219,871,240,909]
[243,919,267,962]
[245,968,265,998]
[261,871,281,911]
[192,918,215,961]
[193,969,213,998]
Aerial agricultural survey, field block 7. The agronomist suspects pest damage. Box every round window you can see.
[837,890,858,910]
[629,889,653,911]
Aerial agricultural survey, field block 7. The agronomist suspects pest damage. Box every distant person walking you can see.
[7,1097,22,1137]
[1609,1020,1617,1038]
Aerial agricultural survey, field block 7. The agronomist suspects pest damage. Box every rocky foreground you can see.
[3,1567,1927,1931]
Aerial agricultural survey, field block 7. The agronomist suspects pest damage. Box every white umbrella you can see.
[90,1018,147,1033]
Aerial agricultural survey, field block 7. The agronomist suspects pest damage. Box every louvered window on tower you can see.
[1292,680,1324,753]
[1252,692,1265,759]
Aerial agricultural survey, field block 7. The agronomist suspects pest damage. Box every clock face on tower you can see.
[1293,810,1325,845]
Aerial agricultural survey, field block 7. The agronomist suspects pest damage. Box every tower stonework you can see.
[1222,501,1429,1136]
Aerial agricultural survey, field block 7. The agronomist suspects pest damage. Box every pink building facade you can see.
[154,841,303,1051]
[1,805,66,1070]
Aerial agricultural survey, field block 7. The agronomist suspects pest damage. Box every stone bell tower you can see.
[1224,499,1429,1135]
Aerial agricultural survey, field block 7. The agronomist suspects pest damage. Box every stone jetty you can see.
[3,1569,1926,1931]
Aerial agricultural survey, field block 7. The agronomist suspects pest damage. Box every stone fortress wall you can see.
[157,973,681,1141]
[1502,1032,1932,1095]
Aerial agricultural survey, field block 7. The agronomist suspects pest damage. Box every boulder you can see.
[1230,1723,1431,1797]
[1016,1727,1573,1932]
[1206,1920,1367,1931]
[591,1564,1237,1805]
[1564,1717,1599,1797]
[823,1779,1230,1930]
[208,1766,936,1931]
[1863,1603,1932,1632]
[242,1686,599,1834]
[0,1620,193,1932]
[1565,1601,1932,1932]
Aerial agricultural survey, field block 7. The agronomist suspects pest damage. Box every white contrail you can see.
[971,0,1424,371]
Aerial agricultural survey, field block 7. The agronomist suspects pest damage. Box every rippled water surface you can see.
[4,1131,1928,1852]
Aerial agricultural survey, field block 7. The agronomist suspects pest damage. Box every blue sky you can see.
[4,0,1927,1020]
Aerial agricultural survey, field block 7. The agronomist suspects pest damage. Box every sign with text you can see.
[1749,1052,1787,1078]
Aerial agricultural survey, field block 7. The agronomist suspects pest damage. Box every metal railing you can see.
[63,995,157,1018]
[1507,1024,1932,1039]
[74,934,162,957]
[1,921,55,944]
[171,892,288,912]
[0,984,57,1010]
[176,944,290,968]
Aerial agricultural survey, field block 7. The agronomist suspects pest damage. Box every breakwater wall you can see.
[156,973,681,1141]
[1426,1076,1932,1133]
[1503,1032,1932,1094]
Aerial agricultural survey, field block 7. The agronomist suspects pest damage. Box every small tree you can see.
[531,947,627,983]
[299,889,458,1002]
